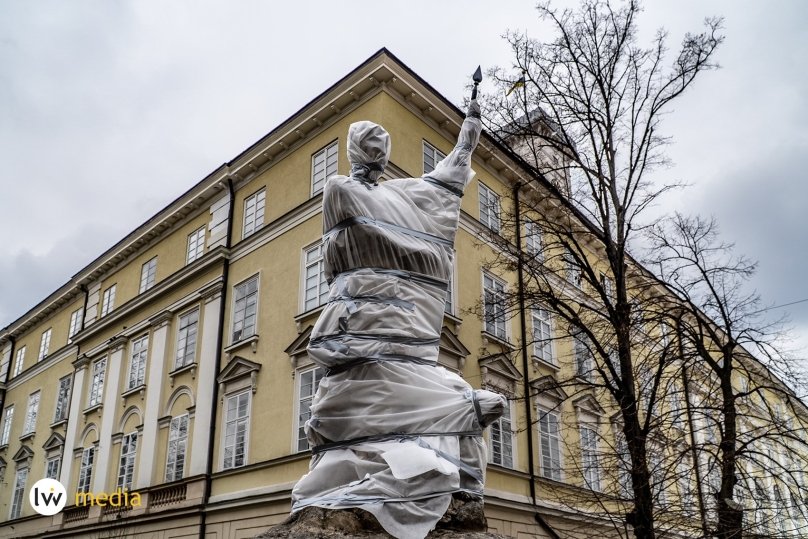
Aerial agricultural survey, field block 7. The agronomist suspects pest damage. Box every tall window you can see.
[54,375,72,423]
[312,141,338,194]
[165,414,189,482]
[186,226,206,264]
[46,457,61,480]
[489,396,513,468]
[117,432,138,490]
[525,219,543,258]
[483,273,506,339]
[539,407,562,480]
[100,284,116,317]
[600,272,614,303]
[565,248,582,288]
[223,391,250,469]
[303,243,328,312]
[77,447,95,493]
[423,141,446,174]
[175,310,199,369]
[10,468,28,519]
[242,189,266,238]
[68,307,83,342]
[12,346,25,377]
[38,328,52,361]
[127,335,148,390]
[297,367,324,452]
[0,406,13,446]
[88,358,106,407]
[23,391,40,435]
[232,276,259,342]
[478,182,500,233]
[444,270,454,314]
[139,257,157,293]
[574,334,594,382]
[580,425,601,491]
[532,308,554,365]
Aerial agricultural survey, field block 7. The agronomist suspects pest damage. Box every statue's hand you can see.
[466,99,481,120]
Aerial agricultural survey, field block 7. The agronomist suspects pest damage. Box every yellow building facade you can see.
[0,49,804,539]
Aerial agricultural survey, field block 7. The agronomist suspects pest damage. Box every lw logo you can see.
[29,478,67,516]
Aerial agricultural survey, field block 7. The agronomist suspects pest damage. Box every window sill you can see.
[121,385,146,400]
[169,362,197,387]
[294,305,326,332]
[83,403,103,416]
[0,443,7,452]
[224,334,259,356]
[481,331,514,350]
[532,355,560,370]
[50,418,68,430]
[19,431,35,442]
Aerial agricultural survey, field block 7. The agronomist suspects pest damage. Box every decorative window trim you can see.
[311,140,339,195]
[231,274,260,345]
[478,181,501,233]
[294,365,324,453]
[300,241,329,313]
[422,140,446,175]
[482,272,508,341]
[186,226,206,265]
[242,188,267,239]
[139,257,158,293]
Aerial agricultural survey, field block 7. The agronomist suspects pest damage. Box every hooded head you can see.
[347,121,391,183]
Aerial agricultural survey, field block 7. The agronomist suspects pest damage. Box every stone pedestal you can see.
[256,494,510,539]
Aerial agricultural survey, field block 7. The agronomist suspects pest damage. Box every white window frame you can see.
[22,391,40,435]
[574,334,595,382]
[423,140,446,174]
[12,346,25,377]
[165,413,189,482]
[538,406,562,481]
[127,335,148,390]
[88,358,106,407]
[175,309,199,369]
[10,467,28,519]
[488,395,514,468]
[242,188,266,239]
[54,374,72,423]
[580,424,601,491]
[68,307,83,342]
[222,390,251,469]
[38,328,52,361]
[77,446,94,493]
[478,182,501,233]
[525,219,543,258]
[295,366,324,452]
[186,226,206,264]
[46,456,61,480]
[482,272,507,340]
[139,257,157,293]
[311,140,338,195]
[232,275,259,343]
[565,247,582,288]
[301,242,328,313]
[444,262,456,315]
[0,406,13,446]
[117,431,138,490]
[532,307,555,366]
[100,284,116,317]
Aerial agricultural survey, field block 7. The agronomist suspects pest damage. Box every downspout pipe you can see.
[513,183,561,539]
[199,176,235,539]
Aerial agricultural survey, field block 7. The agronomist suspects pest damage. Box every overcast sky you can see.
[1,0,806,358]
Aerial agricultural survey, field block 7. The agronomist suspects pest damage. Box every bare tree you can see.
[477,1,722,538]
[649,213,808,538]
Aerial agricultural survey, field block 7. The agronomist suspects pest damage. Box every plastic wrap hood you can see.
[348,121,391,183]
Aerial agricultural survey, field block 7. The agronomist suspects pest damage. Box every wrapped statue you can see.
[291,82,506,539]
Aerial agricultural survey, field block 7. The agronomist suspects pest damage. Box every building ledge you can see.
[19,431,35,442]
[83,403,103,416]
[169,362,197,387]
[121,384,146,400]
[481,331,515,350]
[224,334,259,356]
[50,418,68,430]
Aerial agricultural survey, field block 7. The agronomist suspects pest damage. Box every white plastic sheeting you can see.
[292,100,504,539]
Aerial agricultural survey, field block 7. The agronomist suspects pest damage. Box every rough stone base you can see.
[256,494,511,538]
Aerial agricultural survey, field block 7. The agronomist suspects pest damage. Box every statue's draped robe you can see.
[291,110,504,539]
